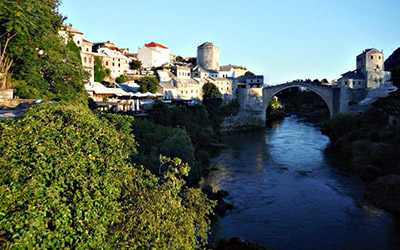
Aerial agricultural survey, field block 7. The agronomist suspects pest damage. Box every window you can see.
[379,56,381,60]
[358,81,361,85]
[112,63,115,66]
[106,62,109,66]
[86,48,89,52]
[118,64,120,67]
[371,55,373,59]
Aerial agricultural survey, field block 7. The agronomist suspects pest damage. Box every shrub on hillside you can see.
[0,102,214,249]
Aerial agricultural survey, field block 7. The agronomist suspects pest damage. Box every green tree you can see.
[202,82,222,101]
[321,78,328,84]
[115,75,126,83]
[312,79,321,85]
[0,101,214,249]
[129,59,142,70]
[138,76,159,93]
[0,0,86,100]
[94,56,109,82]
[244,71,255,76]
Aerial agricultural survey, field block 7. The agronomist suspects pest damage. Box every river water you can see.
[201,115,400,249]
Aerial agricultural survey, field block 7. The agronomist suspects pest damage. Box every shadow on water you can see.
[202,115,400,250]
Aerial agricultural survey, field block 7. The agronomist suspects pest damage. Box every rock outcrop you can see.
[366,175,400,214]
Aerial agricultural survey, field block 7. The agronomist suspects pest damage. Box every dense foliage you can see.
[0,0,86,99]
[322,107,400,176]
[0,101,214,249]
[137,76,159,93]
[115,75,126,84]
[202,82,222,101]
[129,60,142,70]
[94,56,110,83]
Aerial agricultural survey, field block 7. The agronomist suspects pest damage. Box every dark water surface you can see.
[201,115,400,250]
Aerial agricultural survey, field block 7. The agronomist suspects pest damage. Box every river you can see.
[201,115,400,249]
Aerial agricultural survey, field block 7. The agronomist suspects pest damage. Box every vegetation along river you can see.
[201,115,400,249]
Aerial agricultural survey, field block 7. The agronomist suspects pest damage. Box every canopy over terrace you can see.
[85,82,162,101]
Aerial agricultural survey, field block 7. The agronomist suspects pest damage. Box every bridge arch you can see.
[263,82,334,116]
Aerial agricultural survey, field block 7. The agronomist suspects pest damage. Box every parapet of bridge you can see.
[221,81,364,130]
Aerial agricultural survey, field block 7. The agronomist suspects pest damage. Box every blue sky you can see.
[59,0,400,84]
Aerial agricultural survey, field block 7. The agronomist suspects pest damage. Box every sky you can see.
[59,0,400,84]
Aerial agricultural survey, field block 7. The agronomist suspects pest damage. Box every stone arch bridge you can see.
[221,81,359,130]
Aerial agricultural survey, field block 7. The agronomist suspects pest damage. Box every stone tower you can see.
[197,42,220,71]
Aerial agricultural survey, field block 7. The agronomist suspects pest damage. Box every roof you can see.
[83,39,92,44]
[85,82,130,96]
[220,65,234,71]
[117,82,140,93]
[237,75,264,83]
[67,26,83,34]
[340,71,365,80]
[192,65,218,74]
[361,48,381,54]
[145,42,168,49]
[174,78,199,86]
[198,42,218,48]
[160,83,176,89]
[208,77,231,82]
[101,46,118,51]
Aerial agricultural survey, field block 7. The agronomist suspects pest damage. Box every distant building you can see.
[94,46,132,78]
[236,75,264,89]
[192,65,218,78]
[138,42,170,69]
[208,77,234,100]
[171,65,191,79]
[338,48,392,90]
[173,78,203,100]
[156,70,173,83]
[59,25,94,83]
[92,41,116,52]
[197,42,220,71]
[219,64,247,78]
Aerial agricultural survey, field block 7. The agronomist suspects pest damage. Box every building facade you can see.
[138,42,170,69]
[59,25,95,83]
[338,48,392,90]
[197,42,220,71]
[94,47,132,78]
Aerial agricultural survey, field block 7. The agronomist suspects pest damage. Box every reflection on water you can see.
[201,116,400,250]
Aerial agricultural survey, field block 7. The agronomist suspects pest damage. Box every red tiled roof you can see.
[83,39,92,44]
[101,46,118,51]
[145,42,168,49]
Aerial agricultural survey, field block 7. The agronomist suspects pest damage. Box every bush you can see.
[0,102,214,249]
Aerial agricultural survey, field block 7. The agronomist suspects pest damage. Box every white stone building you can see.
[172,66,191,79]
[59,25,95,83]
[138,42,170,69]
[207,77,234,100]
[94,47,132,78]
[192,65,218,78]
[197,42,220,71]
[338,48,393,91]
[235,75,264,89]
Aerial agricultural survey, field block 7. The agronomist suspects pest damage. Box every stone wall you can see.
[0,98,38,109]
[221,88,266,131]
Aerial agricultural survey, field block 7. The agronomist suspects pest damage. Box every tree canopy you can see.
[138,76,159,93]
[0,101,214,249]
[244,71,255,76]
[0,0,86,100]
[129,60,142,70]
[202,82,222,101]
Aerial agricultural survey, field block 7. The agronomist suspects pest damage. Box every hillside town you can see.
[55,24,398,115]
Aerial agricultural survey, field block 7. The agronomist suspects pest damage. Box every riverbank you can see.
[322,106,400,214]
